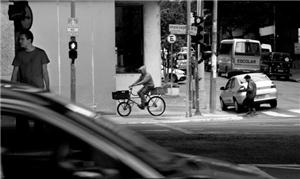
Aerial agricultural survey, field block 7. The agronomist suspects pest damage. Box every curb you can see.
[103,113,243,124]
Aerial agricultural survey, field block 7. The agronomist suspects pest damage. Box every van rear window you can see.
[235,42,260,56]
[219,43,232,55]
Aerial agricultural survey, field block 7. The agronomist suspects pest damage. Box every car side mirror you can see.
[220,87,225,90]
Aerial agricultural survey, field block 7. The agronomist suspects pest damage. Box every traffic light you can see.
[69,36,78,61]
[191,14,204,45]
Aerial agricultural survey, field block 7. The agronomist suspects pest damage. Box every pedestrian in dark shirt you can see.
[243,75,257,116]
[11,30,50,91]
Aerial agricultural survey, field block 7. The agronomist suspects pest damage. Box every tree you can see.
[160,1,187,53]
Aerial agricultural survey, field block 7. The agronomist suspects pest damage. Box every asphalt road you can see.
[125,75,300,164]
[127,118,300,164]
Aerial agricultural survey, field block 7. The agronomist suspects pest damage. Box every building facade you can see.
[1,0,162,113]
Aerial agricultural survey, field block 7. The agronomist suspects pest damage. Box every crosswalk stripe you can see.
[289,109,300,114]
[262,111,296,117]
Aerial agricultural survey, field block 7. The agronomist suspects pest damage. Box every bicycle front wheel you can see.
[117,102,132,116]
[147,96,166,116]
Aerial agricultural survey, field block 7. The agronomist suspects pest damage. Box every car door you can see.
[222,78,235,105]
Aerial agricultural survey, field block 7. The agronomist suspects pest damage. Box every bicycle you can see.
[112,87,166,117]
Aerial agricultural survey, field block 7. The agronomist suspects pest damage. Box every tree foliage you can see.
[160,1,187,52]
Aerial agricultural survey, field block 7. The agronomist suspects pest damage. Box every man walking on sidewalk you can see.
[243,75,257,116]
[11,30,50,91]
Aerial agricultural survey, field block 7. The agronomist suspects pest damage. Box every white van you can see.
[217,39,261,77]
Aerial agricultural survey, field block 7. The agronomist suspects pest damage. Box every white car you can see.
[161,65,186,82]
[219,73,278,112]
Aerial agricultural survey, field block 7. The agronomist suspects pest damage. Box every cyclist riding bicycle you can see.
[129,66,154,109]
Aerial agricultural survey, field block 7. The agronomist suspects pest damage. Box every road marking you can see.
[261,111,296,118]
[289,109,300,114]
[155,123,193,134]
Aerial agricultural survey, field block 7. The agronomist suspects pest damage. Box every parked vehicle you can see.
[260,44,292,80]
[1,80,275,179]
[217,39,261,78]
[219,73,278,112]
[176,51,188,71]
[161,65,186,82]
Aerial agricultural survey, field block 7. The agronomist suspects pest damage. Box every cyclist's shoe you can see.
[138,104,145,110]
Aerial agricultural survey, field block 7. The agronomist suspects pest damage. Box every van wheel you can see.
[234,99,242,113]
[220,98,227,111]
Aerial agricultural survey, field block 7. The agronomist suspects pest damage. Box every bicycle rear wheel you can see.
[117,102,131,116]
[147,96,166,116]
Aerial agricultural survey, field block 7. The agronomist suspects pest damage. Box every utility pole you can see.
[186,0,192,117]
[210,0,218,113]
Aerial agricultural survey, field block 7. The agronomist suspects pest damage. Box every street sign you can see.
[169,24,197,36]
[167,34,176,43]
[67,17,79,36]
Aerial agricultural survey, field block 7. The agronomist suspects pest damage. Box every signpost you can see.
[167,34,176,91]
[67,17,79,36]
[69,1,76,102]
[169,24,197,36]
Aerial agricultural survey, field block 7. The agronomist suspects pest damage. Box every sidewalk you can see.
[103,92,243,124]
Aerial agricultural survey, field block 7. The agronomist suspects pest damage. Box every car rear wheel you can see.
[270,100,277,108]
[220,98,227,111]
[234,99,242,113]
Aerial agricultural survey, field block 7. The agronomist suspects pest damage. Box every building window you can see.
[115,5,144,73]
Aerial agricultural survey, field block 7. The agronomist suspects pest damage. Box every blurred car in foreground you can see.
[219,73,278,112]
[1,80,275,179]
[161,65,186,82]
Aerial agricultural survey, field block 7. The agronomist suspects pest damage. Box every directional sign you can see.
[67,17,79,36]
[167,34,176,43]
[169,24,197,36]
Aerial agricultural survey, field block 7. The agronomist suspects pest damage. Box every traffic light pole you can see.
[70,1,76,102]
[210,0,218,113]
[186,0,192,117]
[194,0,203,116]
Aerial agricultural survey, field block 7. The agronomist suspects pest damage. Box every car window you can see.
[235,42,260,56]
[230,79,236,89]
[225,79,232,89]
[219,43,232,55]
[1,110,142,179]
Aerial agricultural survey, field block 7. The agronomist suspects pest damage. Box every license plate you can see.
[278,70,283,72]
